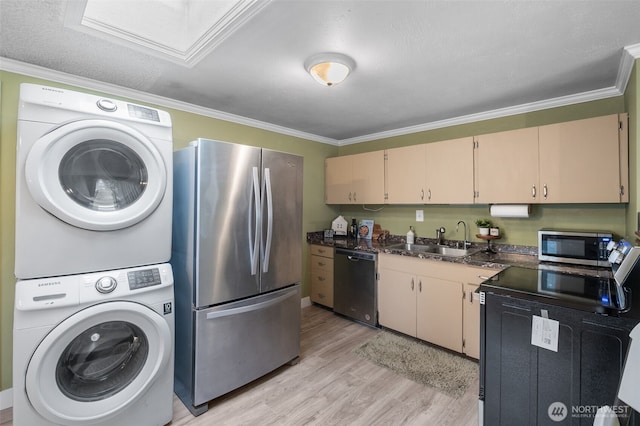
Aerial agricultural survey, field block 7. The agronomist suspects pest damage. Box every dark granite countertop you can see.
[307,230,637,317]
[307,231,615,279]
[308,231,539,271]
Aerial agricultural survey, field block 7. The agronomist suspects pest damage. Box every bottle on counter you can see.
[407,226,415,244]
[351,218,358,238]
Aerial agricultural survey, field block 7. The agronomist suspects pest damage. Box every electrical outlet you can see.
[416,210,424,222]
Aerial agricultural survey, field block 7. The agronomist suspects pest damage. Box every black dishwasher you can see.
[333,248,378,327]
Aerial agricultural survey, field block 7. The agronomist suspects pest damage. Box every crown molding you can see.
[340,43,640,146]
[339,86,623,146]
[2,45,637,148]
[0,58,338,145]
[616,43,640,93]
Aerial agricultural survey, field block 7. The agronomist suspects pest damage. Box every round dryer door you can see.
[25,119,167,231]
[25,301,172,425]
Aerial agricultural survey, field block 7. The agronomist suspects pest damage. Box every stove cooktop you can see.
[481,266,630,315]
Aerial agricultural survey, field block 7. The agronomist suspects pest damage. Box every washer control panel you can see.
[127,268,162,290]
[95,276,117,293]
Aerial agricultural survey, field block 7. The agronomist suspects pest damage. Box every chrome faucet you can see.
[456,220,471,249]
[436,226,446,245]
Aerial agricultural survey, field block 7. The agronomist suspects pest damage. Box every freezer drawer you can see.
[192,284,301,407]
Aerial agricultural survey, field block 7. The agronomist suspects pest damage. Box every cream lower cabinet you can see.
[462,283,482,359]
[378,253,499,357]
[417,275,463,352]
[377,267,418,336]
[309,245,334,308]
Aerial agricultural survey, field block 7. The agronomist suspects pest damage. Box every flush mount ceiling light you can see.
[304,53,356,87]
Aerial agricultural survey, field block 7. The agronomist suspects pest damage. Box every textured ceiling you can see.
[1,0,640,144]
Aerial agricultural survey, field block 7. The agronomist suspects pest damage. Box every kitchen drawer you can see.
[310,255,334,274]
[310,245,333,258]
[310,248,334,308]
[310,271,334,308]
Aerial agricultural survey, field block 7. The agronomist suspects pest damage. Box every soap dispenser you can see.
[407,226,415,245]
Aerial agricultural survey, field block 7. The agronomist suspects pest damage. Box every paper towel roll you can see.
[490,204,531,218]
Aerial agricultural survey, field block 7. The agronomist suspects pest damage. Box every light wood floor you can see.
[1,304,479,426]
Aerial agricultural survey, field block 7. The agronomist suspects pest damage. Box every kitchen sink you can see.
[387,243,437,253]
[386,243,477,258]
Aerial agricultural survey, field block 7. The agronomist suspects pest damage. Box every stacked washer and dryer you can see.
[13,84,175,426]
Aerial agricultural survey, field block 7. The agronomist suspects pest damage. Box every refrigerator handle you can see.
[250,166,260,276]
[205,288,296,320]
[262,167,273,273]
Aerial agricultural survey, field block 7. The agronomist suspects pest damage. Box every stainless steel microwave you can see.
[538,229,613,267]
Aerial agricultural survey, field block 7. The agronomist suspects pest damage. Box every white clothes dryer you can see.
[13,263,175,426]
[15,83,173,279]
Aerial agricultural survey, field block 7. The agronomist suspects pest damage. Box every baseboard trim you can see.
[0,388,12,410]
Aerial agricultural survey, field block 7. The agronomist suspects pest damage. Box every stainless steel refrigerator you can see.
[171,139,303,416]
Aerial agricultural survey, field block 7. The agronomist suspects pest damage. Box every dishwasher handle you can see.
[335,248,377,262]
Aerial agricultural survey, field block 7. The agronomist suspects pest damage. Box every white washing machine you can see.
[15,83,173,279]
[13,263,175,426]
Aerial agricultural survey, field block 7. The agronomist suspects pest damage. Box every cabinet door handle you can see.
[420,189,424,200]
[543,184,548,199]
[419,280,422,292]
[532,185,536,198]
[318,276,325,281]
[318,262,325,267]
[353,192,357,202]
[427,189,432,200]
[348,192,352,202]
[411,278,414,291]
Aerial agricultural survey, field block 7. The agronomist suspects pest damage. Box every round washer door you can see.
[25,301,172,425]
[25,119,167,231]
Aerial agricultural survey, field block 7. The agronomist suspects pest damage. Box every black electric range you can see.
[480,265,636,317]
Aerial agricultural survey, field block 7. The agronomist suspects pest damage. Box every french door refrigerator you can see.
[171,139,303,416]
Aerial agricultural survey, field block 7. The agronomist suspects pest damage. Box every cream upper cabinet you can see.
[386,137,474,204]
[386,144,427,204]
[325,151,385,204]
[425,137,475,204]
[352,151,386,204]
[325,156,352,204]
[538,113,628,203]
[474,127,540,204]
[329,113,628,206]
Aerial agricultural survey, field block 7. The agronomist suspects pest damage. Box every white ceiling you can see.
[1,0,640,145]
